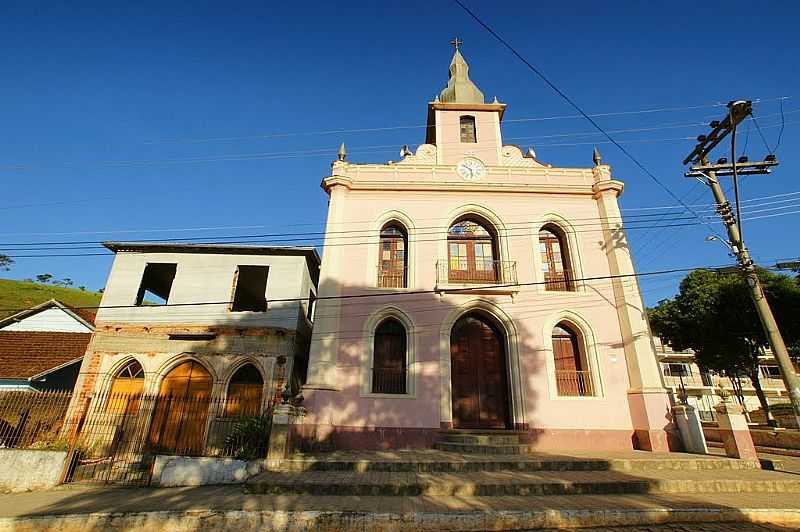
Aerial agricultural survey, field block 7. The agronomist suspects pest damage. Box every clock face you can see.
[457,158,486,181]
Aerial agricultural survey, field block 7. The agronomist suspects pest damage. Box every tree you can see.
[0,253,12,271]
[650,268,800,425]
[36,274,53,284]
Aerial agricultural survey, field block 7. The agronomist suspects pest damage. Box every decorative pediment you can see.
[500,145,547,168]
[397,144,437,165]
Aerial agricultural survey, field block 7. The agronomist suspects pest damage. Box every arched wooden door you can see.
[149,360,212,455]
[450,313,510,429]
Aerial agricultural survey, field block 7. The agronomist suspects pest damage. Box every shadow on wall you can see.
[291,275,586,451]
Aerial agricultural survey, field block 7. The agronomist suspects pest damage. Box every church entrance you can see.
[450,313,510,429]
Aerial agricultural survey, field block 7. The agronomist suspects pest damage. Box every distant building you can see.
[65,242,319,455]
[654,337,796,420]
[0,299,95,391]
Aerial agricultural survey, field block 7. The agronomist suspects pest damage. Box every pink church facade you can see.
[298,46,677,452]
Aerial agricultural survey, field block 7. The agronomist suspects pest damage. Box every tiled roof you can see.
[0,331,91,379]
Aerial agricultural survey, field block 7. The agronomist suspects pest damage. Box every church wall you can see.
[301,184,644,451]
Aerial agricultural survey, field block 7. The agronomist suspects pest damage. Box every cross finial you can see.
[450,37,463,51]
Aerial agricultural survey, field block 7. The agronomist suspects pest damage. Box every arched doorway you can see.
[149,360,213,455]
[450,313,510,429]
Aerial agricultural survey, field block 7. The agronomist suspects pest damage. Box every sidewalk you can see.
[1,483,799,531]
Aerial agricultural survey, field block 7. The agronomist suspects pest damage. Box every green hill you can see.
[0,279,103,320]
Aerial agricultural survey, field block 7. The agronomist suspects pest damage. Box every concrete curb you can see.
[1,507,799,531]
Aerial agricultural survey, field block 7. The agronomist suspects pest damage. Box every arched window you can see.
[447,219,498,283]
[378,223,407,288]
[224,364,264,417]
[460,115,477,143]
[539,225,574,291]
[107,360,144,413]
[372,318,407,394]
[552,323,593,396]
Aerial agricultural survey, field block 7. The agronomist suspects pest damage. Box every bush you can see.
[223,415,271,460]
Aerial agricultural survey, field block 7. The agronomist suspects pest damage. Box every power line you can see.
[5,206,799,259]
[452,0,730,242]
[3,189,798,249]
[140,98,789,146]
[0,263,747,315]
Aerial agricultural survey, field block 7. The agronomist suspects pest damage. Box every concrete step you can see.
[438,433,522,445]
[434,441,536,454]
[280,451,763,474]
[246,468,800,497]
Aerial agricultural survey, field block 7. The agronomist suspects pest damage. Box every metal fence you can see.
[63,391,272,485]
[0,390,72,449]
[555,370,595,397]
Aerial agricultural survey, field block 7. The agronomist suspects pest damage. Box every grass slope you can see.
[0,278,103,320]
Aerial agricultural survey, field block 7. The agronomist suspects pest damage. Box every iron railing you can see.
[663,374,709,388]
[436,259,517,286]
[371,368,407,395]
[555,370,595,397]
[377,260,407,288]
[62,391,272,485]
[544,269,575,292]
[0,389,72,449]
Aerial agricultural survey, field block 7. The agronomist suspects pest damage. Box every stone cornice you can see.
[428,101,506,120]
[592,179,625,198]
[321,176,595,195]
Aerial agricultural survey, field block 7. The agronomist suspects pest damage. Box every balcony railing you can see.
[544,269,575,292]
[377,260,407,288]
[371,368,407,395]
[436,260,517,286]
[663,374,709,388]
[555,370,595,397]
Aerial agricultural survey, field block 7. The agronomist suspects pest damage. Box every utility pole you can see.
[683,100,800,427]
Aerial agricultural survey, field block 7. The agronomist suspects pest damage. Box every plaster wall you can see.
[435,109,502,165]
[305,177,639,440]
[0,449,66,491]
[96,252,309,329]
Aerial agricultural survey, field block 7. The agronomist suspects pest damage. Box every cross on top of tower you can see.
[450,37,463,51]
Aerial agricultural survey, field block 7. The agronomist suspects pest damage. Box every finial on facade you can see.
[337,142,347,162]
[493,96,499,104]
[450,37,463,51]
[434,94,440,102]
[527,146,537,159]
[592,146,602,166]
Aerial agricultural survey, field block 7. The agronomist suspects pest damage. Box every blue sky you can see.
[1,1,797,305]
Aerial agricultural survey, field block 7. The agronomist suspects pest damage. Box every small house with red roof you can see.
[0,299,95,391]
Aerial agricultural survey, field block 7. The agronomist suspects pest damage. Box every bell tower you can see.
[426,39,506,166]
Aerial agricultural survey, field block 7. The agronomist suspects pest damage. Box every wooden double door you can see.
[450,314,510,429]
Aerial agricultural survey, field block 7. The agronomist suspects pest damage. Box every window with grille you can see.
[372,318,407,394]
[538,225,574,291]
[378,224,407,288]
[447,219,497,283]
[225,364,263,417]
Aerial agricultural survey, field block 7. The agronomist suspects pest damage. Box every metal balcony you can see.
[435,259,517,286]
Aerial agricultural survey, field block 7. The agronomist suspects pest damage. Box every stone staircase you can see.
[434,429,535,454]
[246,430,800,498]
